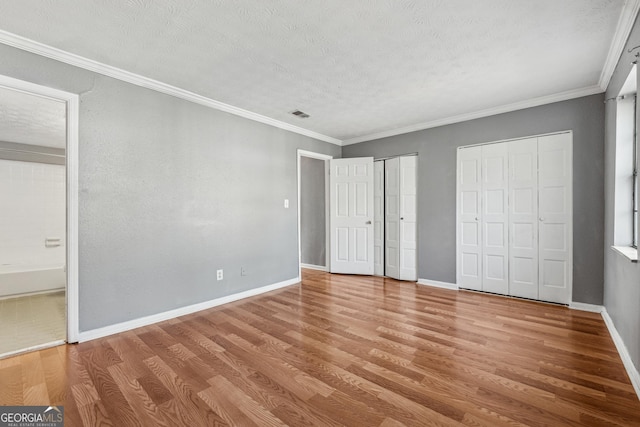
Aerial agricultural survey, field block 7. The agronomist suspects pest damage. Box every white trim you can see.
[569,302,604,313]
[601,308,640,399]
[297,149,333,279]
[0,339,66,360]
[342,86,602,145]
[417,279,459,291]
[79,276,300,342]
[611,245,639,262]
[599,0,640,90]
[0,29,340,146]
[0,74,80,344]
[300,263,328,272]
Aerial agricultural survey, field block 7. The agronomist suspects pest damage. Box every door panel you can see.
[538,133,572,304]
[457,146,482,290]
[373,161,384,276]
[508,138,539,299]
[385,157,400,279]
[481,143,509,294]
[399,156,417,281]
[330,158,374,274]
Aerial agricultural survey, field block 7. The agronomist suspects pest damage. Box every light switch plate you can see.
[284,199,289,208]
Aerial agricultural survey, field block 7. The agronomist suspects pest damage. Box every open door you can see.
[329,157,374,274]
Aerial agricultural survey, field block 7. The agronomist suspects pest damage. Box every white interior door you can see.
[481,143,509,294]
[385,157,400,279]
[329,157,374,275]
[538,133,572,304]
[399,156,417,281]
[508,138,539,299]
[374,161,384,276]
[457,146,482,290]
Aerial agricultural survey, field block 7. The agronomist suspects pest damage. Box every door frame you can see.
[297,149,332,279]
[0,74,80,343]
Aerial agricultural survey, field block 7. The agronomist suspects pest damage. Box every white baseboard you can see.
[300,263,328,272]
[417,279,459,291]
[569,302,604,313]
[601,308,640,399]
[78,276,300,342]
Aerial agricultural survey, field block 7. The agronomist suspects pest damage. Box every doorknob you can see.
[400,217,404,220]
[539,217,545,222]
[366,220,372,224]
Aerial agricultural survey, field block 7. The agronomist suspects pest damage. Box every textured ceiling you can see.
[0,86,66,148]
[0,0,627,143]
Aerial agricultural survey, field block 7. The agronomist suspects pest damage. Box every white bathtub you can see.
[0,265,66,298]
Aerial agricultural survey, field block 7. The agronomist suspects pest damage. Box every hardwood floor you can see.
[1,269,639,426]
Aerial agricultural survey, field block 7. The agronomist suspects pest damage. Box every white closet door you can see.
[481,143,509,294]
[385,157,400,279]
[374,161,385,276]
[457,146,482,290]
[508,138,539,299]
[329,158,374,275]
[538,133,572,304]
[399,156,417,281]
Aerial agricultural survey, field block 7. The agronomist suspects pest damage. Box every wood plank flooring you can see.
[1,269,639,426]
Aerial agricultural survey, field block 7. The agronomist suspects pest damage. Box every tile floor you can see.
[0,291,65,356]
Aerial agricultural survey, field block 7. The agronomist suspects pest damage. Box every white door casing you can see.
[385,157,401,279]
[374,161,385,276]
[329,157,374,275]
[399,156,417,281]
[538,133,572,304]
[508,138,539,300]
[481,143,509,295]
[457,146,483,290]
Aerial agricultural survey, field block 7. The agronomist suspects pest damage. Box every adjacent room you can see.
[0,1,639,425]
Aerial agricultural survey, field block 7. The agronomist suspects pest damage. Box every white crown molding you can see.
[342,85,603,145]
[601,308,640,399]
[598,0,640,90]
[79,276,299,342]
[0,29,341,146]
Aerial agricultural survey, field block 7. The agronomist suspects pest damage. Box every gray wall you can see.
[0,44,340,332]
[343,94,605,305]
[603,16,640,374]
[300,156,326,267]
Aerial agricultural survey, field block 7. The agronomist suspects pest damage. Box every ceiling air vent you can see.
[290,110,310,118]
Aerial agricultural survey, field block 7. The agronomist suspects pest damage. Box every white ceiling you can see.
[0,86,66,148]
[0,0,632,145]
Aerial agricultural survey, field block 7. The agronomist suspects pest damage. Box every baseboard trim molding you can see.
[602,308,640,399]
[569,302,604,313]
[78,277,300,342]
[300,263,328,272]
[417,279,459,291]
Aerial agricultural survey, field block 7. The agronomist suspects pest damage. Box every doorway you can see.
[297,150,332,277]
[0,75,79,357]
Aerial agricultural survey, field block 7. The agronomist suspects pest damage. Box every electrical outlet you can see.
[284,199,289,208]
[216,269,223,281]
[241,267,247,276]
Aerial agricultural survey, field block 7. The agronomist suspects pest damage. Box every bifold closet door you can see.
[383,156,418,281]
[398,156,417,281]
[456,146,483,290]
[481,143,509,294]
[374,161,384,276]
[538,133,572,304]
[385,157,401,279]
[508,138,539,300]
